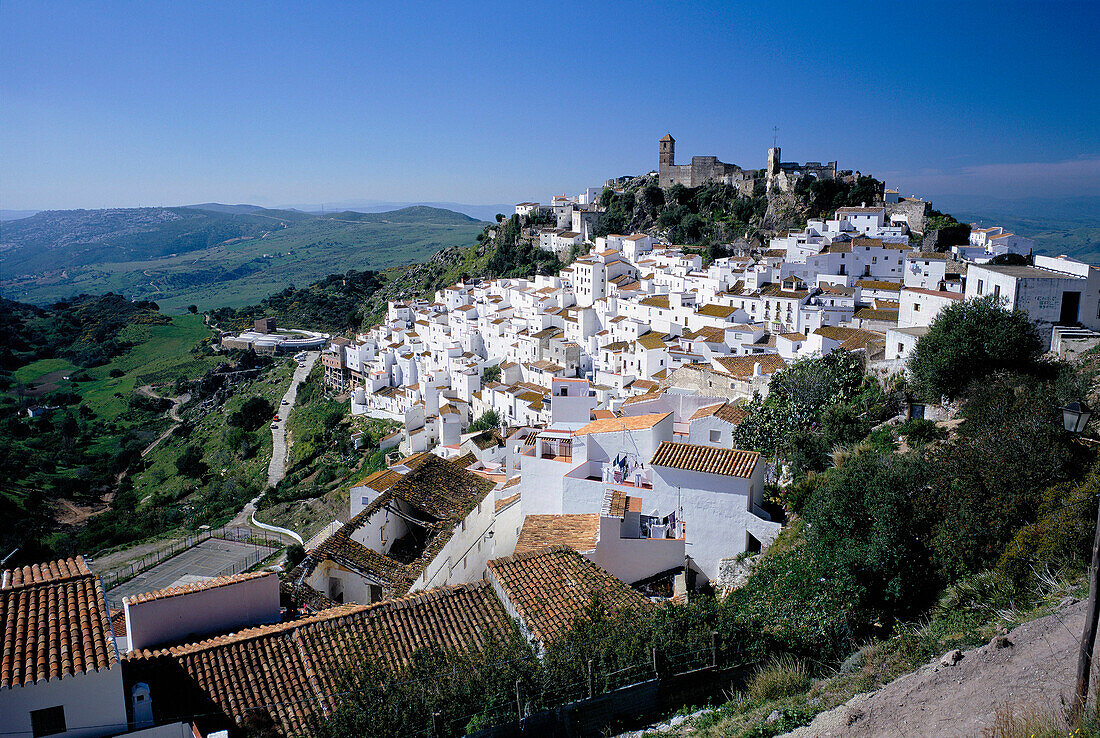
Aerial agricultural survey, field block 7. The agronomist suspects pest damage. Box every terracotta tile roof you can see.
[515,514,600,554]
[125,583,513,736]
[853,308,899,322]
[487,546,650,644]
[110,609,128,637]
[841,329,885,353]
[293,454,495,598]
[621,391,664,407]
[2,556,118,687]
[451,451,478,468]
[697,303,737,318]
[640,295,670,309]
[390,452,496,520]
[856,279,902,291]
[495,492,521,512]
[713,354,786,378]
[123,571,274,606]
[691,326,727,343]
[601,488,639,518]
[574,411,671,436]
[688,402,726,421]
[715,404,749,426]
[650,441,759,477]
[636,332,671,350]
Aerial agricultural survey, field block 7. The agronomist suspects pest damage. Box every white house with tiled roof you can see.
[1,557,128,738]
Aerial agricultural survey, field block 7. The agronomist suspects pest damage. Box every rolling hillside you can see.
[0,205,486,311]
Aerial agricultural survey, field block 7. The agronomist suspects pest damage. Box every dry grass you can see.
[984,702,1075,738]
[748,655,810,703]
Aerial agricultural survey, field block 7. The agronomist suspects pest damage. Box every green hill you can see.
[322,205,481,224]
[1,205,487,311]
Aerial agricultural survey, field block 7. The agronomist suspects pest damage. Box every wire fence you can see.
[429,633,743,737]
[94,525,285,592]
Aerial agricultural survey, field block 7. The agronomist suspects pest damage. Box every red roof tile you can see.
[2,556,118,687]
[487,546,650,644]
[650,441,759,477]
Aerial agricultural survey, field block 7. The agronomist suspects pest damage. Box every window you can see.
[31,707,66,738]
[993,285,1000,300]
[977,279,984,295]
[709,429,721,443]
[913,303,920,312]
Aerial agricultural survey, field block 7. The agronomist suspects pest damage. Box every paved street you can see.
[267,351,319,489]
[105,538,269,607]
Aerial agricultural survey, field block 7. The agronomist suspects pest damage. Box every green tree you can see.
[908,296,1042,400]
[917,372,1084,579]
[804,450,936,622]
[175,444,207,479]
[187,304,198,314]
[468,409,500,433]
[229,397,275,432]
[481,364,501,383]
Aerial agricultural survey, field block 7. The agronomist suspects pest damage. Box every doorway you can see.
[1060,291,1081,324]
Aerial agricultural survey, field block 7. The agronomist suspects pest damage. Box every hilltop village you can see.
[6,138,1100,738]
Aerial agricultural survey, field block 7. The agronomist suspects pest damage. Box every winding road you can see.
[134,386,190,458]
[229,351,319,539]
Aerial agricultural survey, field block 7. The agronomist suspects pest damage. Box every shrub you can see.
[918,373,1085,580]
[285,544,306,568]
[175,445,207,479]
[804,449,937,622]
[468,409,500,433]
[997,469,1099,583]
[230,397,275,432]
[747,655,809,703]
[908,296,1041,400]
[898,418,946,446]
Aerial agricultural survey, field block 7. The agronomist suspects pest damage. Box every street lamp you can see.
[1063,401,1098,721]
[1062,402,1093,434]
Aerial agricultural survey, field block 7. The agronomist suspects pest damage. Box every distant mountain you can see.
[0,209,40,221]
[0,206,313,275]
[934,195,1100,264]
[0,204,486,311]
[184,203,270,214]
[322,205,482,224]
[288,200,513,222]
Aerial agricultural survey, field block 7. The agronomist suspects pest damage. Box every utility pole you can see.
[1073,499,1100,719]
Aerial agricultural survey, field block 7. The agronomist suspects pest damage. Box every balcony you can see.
[587,463,652,489]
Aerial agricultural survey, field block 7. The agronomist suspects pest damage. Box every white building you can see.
[0,557,128,738]
[965,255,1100,344]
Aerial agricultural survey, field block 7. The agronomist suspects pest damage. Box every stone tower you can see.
[660,133,675,168]
[767,146,781,177]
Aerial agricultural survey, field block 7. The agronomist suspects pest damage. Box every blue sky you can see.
[2,1,1098,210]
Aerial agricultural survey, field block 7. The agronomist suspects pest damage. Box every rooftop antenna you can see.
[772,126,779,148]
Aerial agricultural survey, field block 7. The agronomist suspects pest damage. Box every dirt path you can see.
[784,598,1086,737]
[134,386,190,458]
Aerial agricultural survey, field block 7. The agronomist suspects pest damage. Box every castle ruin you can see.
[657,134,851,194]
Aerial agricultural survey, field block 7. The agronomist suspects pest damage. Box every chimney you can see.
[753,362,762,378]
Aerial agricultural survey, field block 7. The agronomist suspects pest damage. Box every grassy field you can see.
[126,357,297,518]
[5,217,484,312]
[11,313,220,420]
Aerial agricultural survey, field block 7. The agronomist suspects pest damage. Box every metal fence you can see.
[94,525,284,592]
